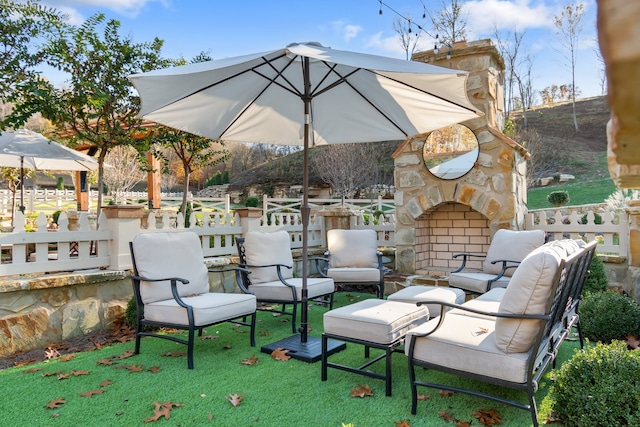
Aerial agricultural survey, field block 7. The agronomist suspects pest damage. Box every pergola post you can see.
[147,151,161,209]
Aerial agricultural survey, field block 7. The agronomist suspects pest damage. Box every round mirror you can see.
[423,123,479,180]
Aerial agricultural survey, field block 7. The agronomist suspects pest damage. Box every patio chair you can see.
[235,230,335,333]
[130,231,257,369]
[449,229,545,295]
[324,229,385,299]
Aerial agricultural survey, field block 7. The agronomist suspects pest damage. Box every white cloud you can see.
[365,32,406,57]
[44,0,169,19]
[343,24,363,42]
[463,0,553,35]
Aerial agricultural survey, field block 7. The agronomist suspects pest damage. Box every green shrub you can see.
[222,170,229,184]
[245,196,259,208]
[583,254,608,294]
[580,212,603,224]
[547,190,570,207]
[579,291,640,343]
[52,210,62,225]
[56,176,64,190]
[551,341,640,426]
[124,296,140,329]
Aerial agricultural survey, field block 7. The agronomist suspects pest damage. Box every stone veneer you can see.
[393,40,529,275]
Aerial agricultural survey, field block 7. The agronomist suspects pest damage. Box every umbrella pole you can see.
[19,156,25,214]
[259,56,346,362]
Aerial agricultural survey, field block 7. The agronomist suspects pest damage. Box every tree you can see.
[514,54,536,128]
[36,13,166,215]
[429,0,468,45]
[393,16,422,60]
[311,143,380,199]
[103,145,146,204]
[147,126,228,224]
[493,27,526,119]
[553,3,586,131]
[0,0,66,130]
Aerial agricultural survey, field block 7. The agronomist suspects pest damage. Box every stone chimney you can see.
[393,39,530,275]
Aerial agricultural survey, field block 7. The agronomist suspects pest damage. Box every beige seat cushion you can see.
[327,229,378,268]
[145,292,256,327]
[387,286,465,317]
[132,232,209,304]
[494,240,578,353]
[406,313,530,384]
[448,287,506,320]
[449,272,510,293]
[326,267,381,283]
[243,231,294,284]
[483,229,545,276]
[249,277,334,301]
[324,299,429,344]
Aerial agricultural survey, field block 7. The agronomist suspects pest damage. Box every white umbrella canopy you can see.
[0,129,100,171]
[128,42,482,361]
[0,129,100,213]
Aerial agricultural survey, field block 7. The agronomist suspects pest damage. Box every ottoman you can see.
[321,299,429,396]
[387,286,466,317]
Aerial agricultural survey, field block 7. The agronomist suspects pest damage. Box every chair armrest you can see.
[309,256,330,278]
[130,274,191,308]
[451,253,486,273]
[208,267,254,295]
[408,300,550,340]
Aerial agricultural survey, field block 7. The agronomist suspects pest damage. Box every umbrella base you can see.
[260,334,346,363]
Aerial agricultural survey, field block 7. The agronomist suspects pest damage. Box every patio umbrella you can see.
[128,41,482,361]
[0,129,100,212]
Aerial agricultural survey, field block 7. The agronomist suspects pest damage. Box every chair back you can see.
[327,229,378,268]
[131,232,209,304]
[237,231,294,284]
[483,229,545,276]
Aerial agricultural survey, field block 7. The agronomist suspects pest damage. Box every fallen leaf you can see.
[241,355,260,366]
[161,351,187,357]
[72,370,90,376]
[439,389,456,397]
[115,350,135,359]
[475,327,489,336]
[96,358,114,366]
[472,408,503,426]
[259,331,270,336]
[626,334,640,350]
[208,412,213,420]
[199,335,219,340]
[60,354,75,362]
[148,366,161,373]
[438,410,455,422]
[45,397,66,409]
[143,401,182,423]
[395,420,411,427]
[455,421,472,427]
[80,390,104,397]
[417,394,431,401]
[42,371,62,377]
[271,348,290,361]
[226,393,245,407]
[123,364,144,372]
[223,344,232,349]
[23,367,43,374]
[351,384,374,398]
[99,380,113,387]
[57,373,71,380]
[45,347,61,360]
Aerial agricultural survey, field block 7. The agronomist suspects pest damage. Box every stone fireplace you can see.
[393,39,530,275]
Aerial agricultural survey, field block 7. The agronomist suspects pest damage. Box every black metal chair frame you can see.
[407,240,597,427]
[451,252,522,294]
[236,237,334,333]
[322,250,386,299]
[130,242,256,369]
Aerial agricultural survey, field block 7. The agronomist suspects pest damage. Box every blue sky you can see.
[41,0,602,101]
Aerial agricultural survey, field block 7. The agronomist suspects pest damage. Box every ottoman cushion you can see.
[324,299,429,344]
[387,286,465,317]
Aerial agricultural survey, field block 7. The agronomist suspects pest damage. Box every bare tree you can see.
[393,16,422,60]
[493,27,526,119]
[429,0,468,45]
[514,54,536,128]
[311,143,380,199]
[553,3,586,131]
[103,145,146,204]
[593,39,607,95]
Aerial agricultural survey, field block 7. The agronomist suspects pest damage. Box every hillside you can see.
[229,96,611,191]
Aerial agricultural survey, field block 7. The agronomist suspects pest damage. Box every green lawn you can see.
[0,292,580,427]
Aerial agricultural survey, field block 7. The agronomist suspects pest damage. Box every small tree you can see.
[429,0,468,45]
[547,190,570,207]
[553,3,586,131]
[103,145,146,204]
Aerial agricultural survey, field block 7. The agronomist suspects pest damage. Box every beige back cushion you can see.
[495,239,579,353]
[327,229,378,268]
[132,232,209,304]
[483,229,545,276]
[244,231,294,283]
